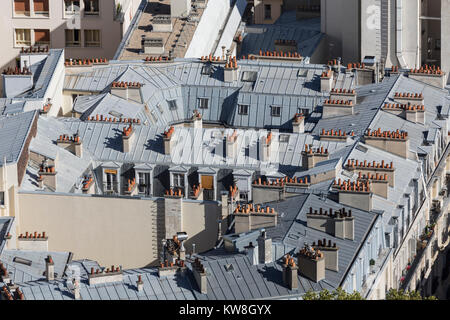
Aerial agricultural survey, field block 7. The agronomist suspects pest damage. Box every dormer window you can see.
[241,71,258,82]
[103,168,118,195]
[168,99,177,110]
[198,98,209,109]
[271,105,281,117]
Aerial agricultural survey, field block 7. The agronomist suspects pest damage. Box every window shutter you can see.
[34,29,49,42]
[14,0,27,12]
[34,0,48,12]
[201,175,214,190]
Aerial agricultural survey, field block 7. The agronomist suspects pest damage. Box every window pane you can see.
[34,0,49,12]
[35,29,50,44]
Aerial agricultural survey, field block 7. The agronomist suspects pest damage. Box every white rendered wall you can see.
[185,0,231,58]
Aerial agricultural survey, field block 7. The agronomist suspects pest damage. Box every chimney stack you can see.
[292,113,305,133]
[257,229,272,264]
[163,126,175,155]
[297,244,325,282]
[364,128,409,158]
[45,255,55,281]
[137,275,144,292]
[282,255,298,290]
[73,279,80,300]
[56,134,83,157]
[226,130,238,158]
[245,242,259,265]
[191,258,207,294]
[320,68,333,92]
[192,110,202,129]
[122,124,135,153]
[259,131,272,162]
[302,144,329,169]
[312,239,339,271]
[224,56,239,82]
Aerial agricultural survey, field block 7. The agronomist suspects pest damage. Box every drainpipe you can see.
[395,0,407,69]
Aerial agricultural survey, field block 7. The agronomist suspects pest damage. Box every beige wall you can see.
[0,0,141,73]
[17,192,221,269]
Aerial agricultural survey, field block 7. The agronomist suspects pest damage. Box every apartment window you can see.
[15,29,31,46]
[84,0,99,15]
[298,108,309,116]
[264,4,272,19]
[168,99,177,110]
[34,0,49,16]
[13,0,30,16]
[104,170,118,194]
[173,173,185,188]
[65,0,80,15]
[137,172,151,196]
[271,105,281,117]
[84,29,100,47]
[65,29,81,47]
[198,98,209,109]
[238,104,249,115]
[34,29,50,46]
[0,191,4,206]
[241,71,258,82]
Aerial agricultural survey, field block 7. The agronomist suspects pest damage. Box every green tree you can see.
[303,287,365,300]
[385,289,437,300]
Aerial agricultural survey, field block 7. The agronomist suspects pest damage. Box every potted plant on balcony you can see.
[369,259,376,273]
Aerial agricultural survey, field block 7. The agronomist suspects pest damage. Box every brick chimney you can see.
[306,207,354,240]
[164,188,183,239]
[364,128,409,158]
[302,144,329,170]
[257,229,272,264]
[292,113,305,133]
[136,275,144,292]
[122,124,135,153]
[192,109,202,129]
[81,175,95,194]
[408,65,446,89]
[393,92,424,106]
[224,56,239,82]
[274,39,298,54]
[56,134,82,157]
[73,279,80,300]
[382,102,425,124]
[259,131,272,162]
[245,242,259,265]
[334,179,372,212]
[17,232,49,251]
[282,255,298,290]
[110,81,143,104]
[233,204,277,234]
[322,99,354,118]
[226,130,238,158]
[346,159,395,187]
[191,258,207,294]
[320,68,333,92]
[330,88,357,104]
[297,244,325,282]
[357,172,389,199]
[88,265,123,285]
[0,262,11,284]
[312,239,339,272]
[252,177,285,204]
[163,126,175,155]
[37,161,57,191]
[158,259,185,277]
[45,255,55,281]
[320,128,354,142]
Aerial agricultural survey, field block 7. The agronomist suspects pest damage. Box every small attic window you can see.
[201,63,212,75]
[168,99,177,110]
[13,257,32,266]
[224,264,234,272]
[279,134,289,143]
[241,71,258,82]
[297,69,308,77]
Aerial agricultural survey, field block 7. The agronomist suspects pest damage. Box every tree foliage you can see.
[385,289,437,300]
[302,287,365,300]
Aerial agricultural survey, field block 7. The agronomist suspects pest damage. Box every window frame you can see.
[84,29,101,47]
[83,0,99,16]
[173,173,185,188]
[14,28,31,47]
[271,105,281,117]
[264,4,272,20]
[198,97,209,109]
[13,0,30,17]
[65,29,81,47]
[168,99,178,110]
[34,29,50,46]
[238,104,249,115]
[64,0,80,16]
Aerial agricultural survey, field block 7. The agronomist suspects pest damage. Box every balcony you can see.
[203,189,215,201]
[400,227,435,291]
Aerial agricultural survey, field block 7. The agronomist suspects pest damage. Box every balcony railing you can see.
[203,189,215,201]
[400,228,435,290]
